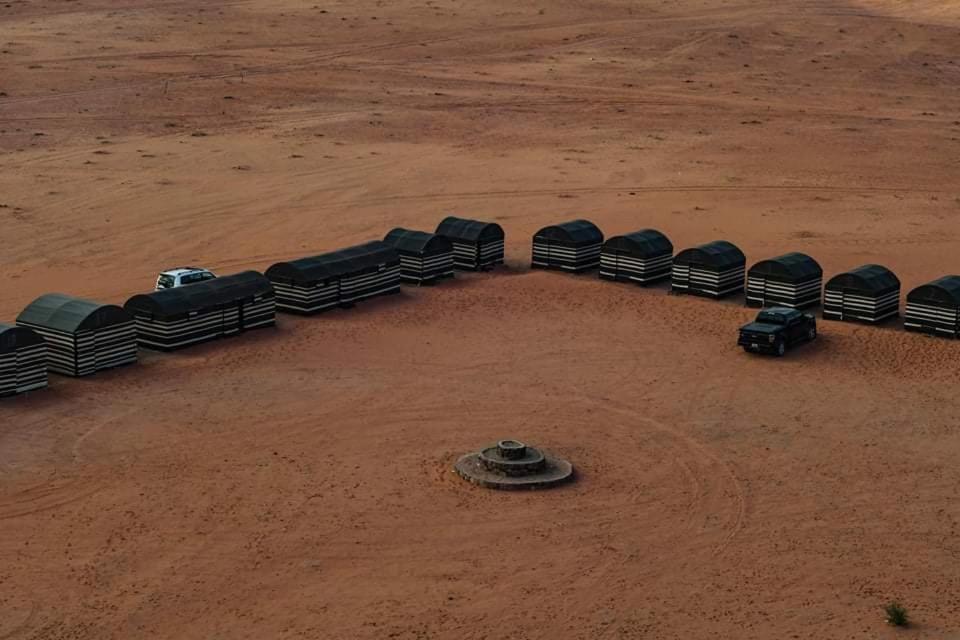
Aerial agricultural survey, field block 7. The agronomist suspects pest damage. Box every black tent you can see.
[600,229,673,285]
[266,241,401,314]
[746,252,822,309]
[823,264,900,324]
[124,271,276,351]
[0,323,47,397]
[435,216,505,271]
[671,240,745,298]
[905,275,960,338]
[383,228,455,284]
[531,219,604,273]
[17,293,137,377]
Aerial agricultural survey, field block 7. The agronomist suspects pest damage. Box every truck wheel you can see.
[775,340,786,357]
[808,327,817,341]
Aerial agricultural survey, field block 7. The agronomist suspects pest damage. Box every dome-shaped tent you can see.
[531,219,604,273]
[124,271,275,351]
[905,275,960,337]
[383,228,455,285]
[266,241,401,314]
[746,252,822,309]
[0,323,47,397]
[16,293,137,377]
[600,229,673,285]
[671,240,745,298]
[435,216,505,271]
[823,264,900,324]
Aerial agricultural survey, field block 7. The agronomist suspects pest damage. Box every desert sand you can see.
[2,0,960,637]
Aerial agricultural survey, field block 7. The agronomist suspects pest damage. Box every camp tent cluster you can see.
[124,271,276,351]
[9,213,960,400]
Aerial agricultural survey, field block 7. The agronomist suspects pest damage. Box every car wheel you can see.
[776,340,786,357]
[808,327,817,341]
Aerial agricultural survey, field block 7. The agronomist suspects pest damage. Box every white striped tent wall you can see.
[273,281,339,314]
[746,276,822,308]
[904,302,960,337]
[599,252,672,284]
[340,266,402,304]
[133,310,227,350]
[823,289,900,323]
[673,266,745,297]
[17,322,135,376]
[14,343,48,394]
[0,354,13,397]
[93,322,138,371]
[241,297,276,329]
[15,343,47,393]
[0,345,45,397]
[451,239,505,270]
[531,241,602,272]
[17,323,79,376]
[397,252,455,284]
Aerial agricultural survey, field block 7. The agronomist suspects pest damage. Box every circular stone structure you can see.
[454,440,574,490]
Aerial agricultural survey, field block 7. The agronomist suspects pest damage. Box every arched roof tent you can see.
[17,293,131,333]
[533,219,603,247]
[383,228,453,255]
[266,241,399,286]
[825,264,900,295]
[0,323,44,355]
[907,275,960,306]
[435,216,504,243]
[124,271,273,319]
[674,240,745,270]
[905,275,960,337]
[749,252,822,282]
[603,229,673,257]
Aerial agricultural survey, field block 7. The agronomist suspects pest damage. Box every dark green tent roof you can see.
[603,229,672,257]
[383,228,453,255]
[265,241,400,286]
[124,271,273,319]
[749,252,822,282]
[825,264,900,295]
[436,216,504,243]
[907,275,960,306]
[0,323,45,354]
[17,294,131,333]
[533,219,603,246]
[674,240,745,269]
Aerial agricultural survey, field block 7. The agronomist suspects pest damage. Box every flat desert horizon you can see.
[2,0,960,638]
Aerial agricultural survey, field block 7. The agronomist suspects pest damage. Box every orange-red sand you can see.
[2,0,960,637]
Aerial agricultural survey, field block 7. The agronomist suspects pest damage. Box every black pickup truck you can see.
[738,307,817,356]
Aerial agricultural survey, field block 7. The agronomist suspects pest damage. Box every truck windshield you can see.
[756,311,787,325]
[157,274,176,289]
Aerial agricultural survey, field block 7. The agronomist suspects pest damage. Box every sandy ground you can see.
[2,0,960,638]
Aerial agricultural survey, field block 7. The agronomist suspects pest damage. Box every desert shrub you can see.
[884,601,909,627]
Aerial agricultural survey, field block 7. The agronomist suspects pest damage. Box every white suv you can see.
[155,267,217,290]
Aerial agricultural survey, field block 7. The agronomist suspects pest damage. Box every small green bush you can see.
[884,601,909,627]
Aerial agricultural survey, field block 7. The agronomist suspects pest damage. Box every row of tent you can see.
[0,217,505,397]
[3,214,960,399]
[530,218,960,332]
